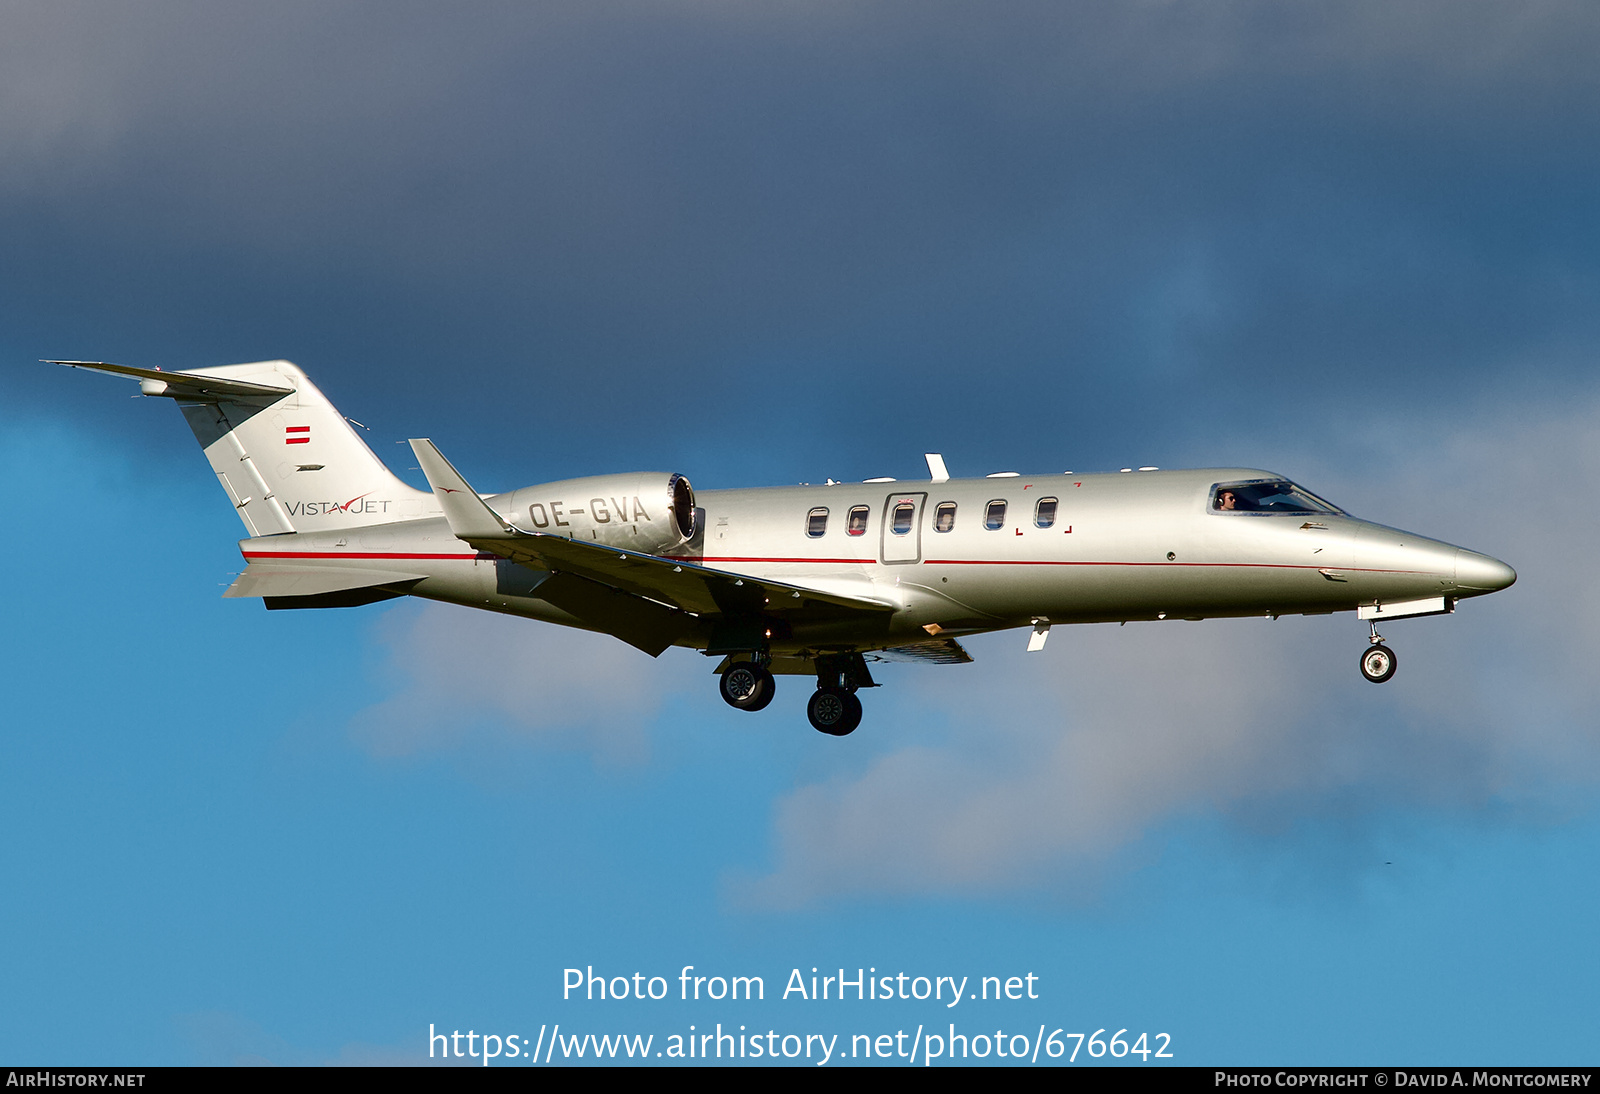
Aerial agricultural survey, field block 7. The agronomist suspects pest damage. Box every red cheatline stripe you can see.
[285,425,310,433]
[243,551,479,560]
[663,555,870,564]
[923,559,1427,574]
[286,437,310,444]
[683,554,1431,576]
[239,550,1430,577]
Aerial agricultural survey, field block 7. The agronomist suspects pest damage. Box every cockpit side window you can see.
[1211,480,1344,515]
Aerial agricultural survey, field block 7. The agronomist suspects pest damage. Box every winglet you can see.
[408,439,516,539]
[925,453,949,483]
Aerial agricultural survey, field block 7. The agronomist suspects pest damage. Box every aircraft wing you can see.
[409,439,898,622]
[467,530,894,618]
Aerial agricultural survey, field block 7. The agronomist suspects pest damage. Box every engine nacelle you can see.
[497,472,696,555]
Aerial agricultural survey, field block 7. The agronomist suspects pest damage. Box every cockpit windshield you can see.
[1211,480,1344,515]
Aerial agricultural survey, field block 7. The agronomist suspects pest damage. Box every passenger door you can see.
[879,492,927,564]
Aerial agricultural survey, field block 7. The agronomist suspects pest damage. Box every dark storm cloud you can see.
[8,1,1600,480]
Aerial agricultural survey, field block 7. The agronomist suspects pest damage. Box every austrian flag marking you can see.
[285,425,310,445]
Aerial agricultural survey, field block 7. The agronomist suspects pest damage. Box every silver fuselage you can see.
[239,467,1513,657]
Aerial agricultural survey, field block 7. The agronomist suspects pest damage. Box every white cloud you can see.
[741,392,1600,906]
[350,601,687,765]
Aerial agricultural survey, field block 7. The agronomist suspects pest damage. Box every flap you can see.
[533,572,694,657]
[867,638,974,665]
[468,531,894,618]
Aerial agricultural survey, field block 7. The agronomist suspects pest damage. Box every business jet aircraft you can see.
[57,359,1516,736]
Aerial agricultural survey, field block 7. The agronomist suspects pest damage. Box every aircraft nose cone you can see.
[1455,548,1516,592]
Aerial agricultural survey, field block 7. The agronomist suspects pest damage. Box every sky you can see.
[4,0,1599,1067]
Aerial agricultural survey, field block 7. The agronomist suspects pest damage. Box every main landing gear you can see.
[1359,622,1398,684]
[807,688,862,736]
[719,661,775,711]
[805,653,872,736]
[717,652,874,735]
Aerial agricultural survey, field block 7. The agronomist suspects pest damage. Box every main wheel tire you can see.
[720,663,775,711]
[1359,643,1398,683]
[839,690,863,734]
[807,687,862,736]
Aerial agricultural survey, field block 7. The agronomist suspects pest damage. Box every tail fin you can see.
[54,359,436,535]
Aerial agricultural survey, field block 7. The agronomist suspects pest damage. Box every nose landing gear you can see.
[1359,623,1398,683]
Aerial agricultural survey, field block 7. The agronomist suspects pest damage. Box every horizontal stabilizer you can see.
[224,563,427,599]
[47,360,293,399]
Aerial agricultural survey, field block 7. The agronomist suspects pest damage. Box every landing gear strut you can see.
[720,661,775,711]
[1359,622,1398,684]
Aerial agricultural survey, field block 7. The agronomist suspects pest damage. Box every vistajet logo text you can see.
[284,493,393,517]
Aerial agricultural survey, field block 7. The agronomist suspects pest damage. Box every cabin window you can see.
[1034,496,1058,528]
[934,501,957,533]
[984,500,1007,530]
[806,507,829,537]
[891,501,916,535]
[847,506,869,536]
[1211,481,1344,515]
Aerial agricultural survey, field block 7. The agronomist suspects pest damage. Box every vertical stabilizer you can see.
[56,359,437,534]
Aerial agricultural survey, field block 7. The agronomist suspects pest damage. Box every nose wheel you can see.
[807,687,862,735]
[720,662,775,711]
[1359,623,1398,683]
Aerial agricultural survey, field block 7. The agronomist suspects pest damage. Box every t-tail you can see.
[51,359,435,534]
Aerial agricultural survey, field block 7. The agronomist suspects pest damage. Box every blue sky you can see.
[4,1,1599,1066]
